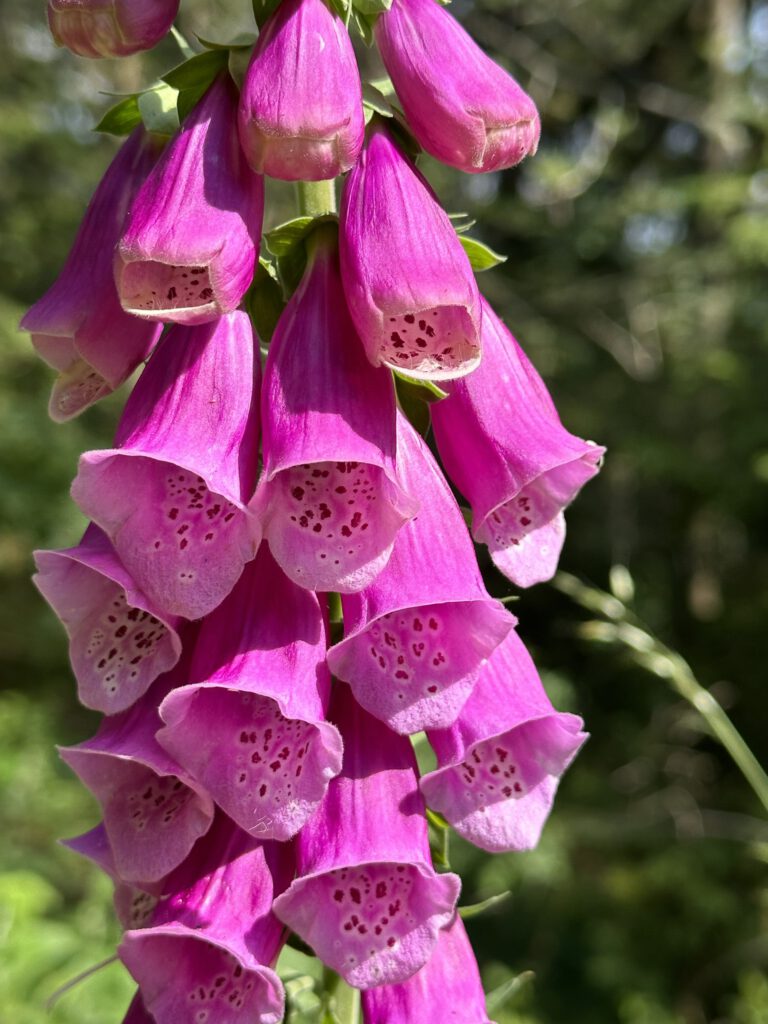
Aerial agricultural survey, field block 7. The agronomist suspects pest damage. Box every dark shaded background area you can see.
[1,1,767,1022]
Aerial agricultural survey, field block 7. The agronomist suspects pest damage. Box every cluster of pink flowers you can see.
[27,0,604,1021]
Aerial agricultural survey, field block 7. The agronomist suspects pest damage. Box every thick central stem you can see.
[296,178,338,217]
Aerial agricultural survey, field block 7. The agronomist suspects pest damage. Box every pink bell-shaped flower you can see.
[254,226,417,593]
[47,0,179,59]
[238,0,364,180]
[20,129,162,421]
[375,0,540,173]
[340,124,481,381]
[421,629,587,852]
[431,299,604,587]
[273,685,461,989]
[116,76,264,325]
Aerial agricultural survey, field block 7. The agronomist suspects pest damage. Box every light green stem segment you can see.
[296,179,338,218]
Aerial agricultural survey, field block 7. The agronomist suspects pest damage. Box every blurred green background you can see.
[1,0,768,1021]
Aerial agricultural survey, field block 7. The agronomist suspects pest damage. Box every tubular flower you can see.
[71,312,261,621]
[327,412,513,735]
[59,667,216,885]
[47,0,179,59]
[375,0,540,173]
[340,124,481,381]
[157,544,343,841]
[116,76,264,325]
[254,227,417,593]
[421,629,587,852]
[273,684,461,989]
[238,0,364,180]
[119,812,290,1024]
[362,915,494,1023]
[431,299,605,587]
[20,128,162,421]
[33,525,183,715]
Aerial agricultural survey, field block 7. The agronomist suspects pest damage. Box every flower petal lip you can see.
[374,0,540,173]
[340,124,482,381]
[431,298,605,587]
[238,0,365,181]
[48,0,180,59]
[116,76,264,326]
[254,228,418,594]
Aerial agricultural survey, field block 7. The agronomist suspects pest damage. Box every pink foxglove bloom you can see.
[273,685,460,989]
[327,413,513,734]
[362,915,493,1023]
[340,125,481,381]
[47,0,179,59]
[157,545,343,841]
[60,669,215,884]
[120,813,290,1024]
[33,525,183,714]
[254,228,416,592]
[71,312,261,621]
[431,300,604,587]
[116,76,264,325]
[421,629,587,852]
[20,129,162,421]
[121,994,155,1024]
[238,0,364,180]
[375,0,540,174]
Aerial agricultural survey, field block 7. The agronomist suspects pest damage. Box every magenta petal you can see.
[48,0,179,59]
[421,630,587,852]
[20,129,162,420]
[60,667,215,883]
[71,313,261,620]
[362,915,493,1023]
[33,525,183,713]
[238,0,364,180]
[327,413,513,734]
[157,546,343,841]
[116,77,264,325]
[122,992,156,1024]
[431,300,604,587]
[340,125,481,381]
[375,0,540,173]
[255,231,417,592]
[119,814,289,1024]
[273,686,460,989]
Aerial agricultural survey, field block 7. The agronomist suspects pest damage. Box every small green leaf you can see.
[264,217,317,259]
[162,49,229,91]
[362,82,395,124]
[352,10,377,44]
[459,235,508,272]
[265,215,337,297]
[252,0,282,28]
[137,83,180,137]
[195,32,257,50]
[327,0,351,19]
[485,971,535,1013]
[459,890,512,920]
[426,807,450,830]
[247,259,285,344]
[353,0,392,14]
[93,95,142,136]
[276,945,324,984]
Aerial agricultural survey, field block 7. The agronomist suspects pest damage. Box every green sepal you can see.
[352,10,378,45]
[448,211,477,234]
[485,971,535,1013]
[195,32,257,50]
[459,235,508,272]
[136,82,180,137]
[353,0,392,15]
[162,49,229,122]
[93,95,142,136]
[362,82,395,125]
[246,258,285,345]
[277,945,324,984]
[327,0,351,19]
[426,807,451,869]
[458,890,512,920]
[393,372,448,403]
[394,374,447,440]
[264,215,338,297]
[252,0,282,28]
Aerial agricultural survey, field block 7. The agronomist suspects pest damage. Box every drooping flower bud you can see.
[157,545,343,841]
[254,227,417,593]
[340,124,481,381]
[327,412,513,735]
[47,0,179,59]
[59,667,216,885]
[238,0,364,180]
[119,812,290,1024]
[116,76,264,325]
[421,629,587,852]
[33,525,184,714]
[20,129,162,421]
[71,312,261,621]
[431,300,604,587]
[361,915,494,1023]
[375,0,540,174]
[273,685,460,989]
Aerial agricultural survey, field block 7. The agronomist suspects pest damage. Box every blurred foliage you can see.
[1,0,767,1022]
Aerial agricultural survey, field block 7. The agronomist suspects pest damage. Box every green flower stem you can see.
[296,179,338,218]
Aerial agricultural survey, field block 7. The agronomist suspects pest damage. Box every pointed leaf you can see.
[459,890,512,920]
[94,95,142,136]
[459,235,508,271]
